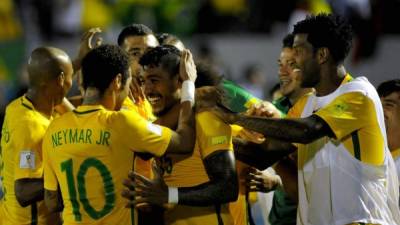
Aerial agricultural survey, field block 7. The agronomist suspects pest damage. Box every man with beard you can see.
[42,44,197,225]
[210,14,400,225]
[248,33,313,225]
[123,45,238,225]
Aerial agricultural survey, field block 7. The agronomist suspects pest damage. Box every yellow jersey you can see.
[295,75,397,224]
[228,125,259,225]
[0,96,52,225]
[43,105,172,225]
[159,111,234,225]
[294,75,385,167]
[121,97,155,179]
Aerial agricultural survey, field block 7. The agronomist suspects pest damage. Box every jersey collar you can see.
[21,95,35,110]
[391,148,400,160]
[73,105,105,114]
[341,73,353,85]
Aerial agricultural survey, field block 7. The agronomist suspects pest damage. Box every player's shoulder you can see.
[340,76,376,96]
[195,110,222,124]
[6,98,49,132]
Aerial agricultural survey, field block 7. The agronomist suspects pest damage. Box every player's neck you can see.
[315,65,346,97]
[25,88,54,118]
[288,88,312,104]
[82,88,115,110]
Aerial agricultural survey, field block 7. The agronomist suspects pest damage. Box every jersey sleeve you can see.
[43,131,58,191]
[114,110,172,157]
[196,111,233,158]
[13,122,45,180]
[314,91,376,140]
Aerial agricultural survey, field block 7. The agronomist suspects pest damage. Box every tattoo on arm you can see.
[178,150,238,206]
[235,115,333,144]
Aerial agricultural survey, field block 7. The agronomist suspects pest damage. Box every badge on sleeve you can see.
[19,151,35,169]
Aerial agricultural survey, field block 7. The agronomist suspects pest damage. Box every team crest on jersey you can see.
[19,151,35,169]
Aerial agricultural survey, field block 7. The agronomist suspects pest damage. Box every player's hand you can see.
[246,167,282,193]
[74,27,102,71]
[179,50,197,82]
[128,76,145,103]
[237,129,265,144]
[78,27,102,60]
[246,101,281,118]
[122,163,168,207]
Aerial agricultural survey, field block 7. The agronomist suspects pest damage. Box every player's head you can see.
[140,45,181,116]
[27,46,73,105]
[195,61,223,87]
[81,44,131,110]
[117,23,159,78]
[278,33,303,97]
[377,79,400,150]
[156,33,185,51]
[292,13,353,88]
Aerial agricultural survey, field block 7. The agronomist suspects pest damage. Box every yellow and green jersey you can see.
[0,96,52,225]
[43,105,172,225]
[159,111,234,225]
[220,79,261,113]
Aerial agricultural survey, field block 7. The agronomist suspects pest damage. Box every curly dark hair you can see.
[282,33,294,48]
[377,79,400,97]
[293,13,353,63]
[81,44,130,95]
[195,61,223,87]
[139,45,181,77]
[117,23,154,46]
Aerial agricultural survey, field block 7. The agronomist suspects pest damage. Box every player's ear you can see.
[317,47,329,64]
[57,71,65,87]
[111,73,122,91]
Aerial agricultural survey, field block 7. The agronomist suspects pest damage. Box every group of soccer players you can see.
[1,12,400,225]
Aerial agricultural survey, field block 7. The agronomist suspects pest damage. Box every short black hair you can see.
[377,79,400,97]
[81,44,130,95]
[117,24,154,46]
[195,61,223,87]
[282,33,294,48]
[156,33,179,45]
[139,45,181,77]
[293,13,353,63]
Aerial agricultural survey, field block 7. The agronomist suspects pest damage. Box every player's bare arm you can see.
[122,150,238,206]
[44,188,64,213]
[164,50,197,154]
[14,178,44,207]
[233,138,296,170]
[217,110,334,144]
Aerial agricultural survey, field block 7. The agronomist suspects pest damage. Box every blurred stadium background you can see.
[1,0,399,125]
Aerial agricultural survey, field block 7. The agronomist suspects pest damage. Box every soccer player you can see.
[123,45,238,225]
[0,47,73,225]
[117,23,164,224]
[377,80,400,184]
[42,44,197,225]
[211,14,400,225]
[247,33,313,225]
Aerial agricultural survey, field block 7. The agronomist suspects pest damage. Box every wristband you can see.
[180,80,195,106]
[168,187,179,204]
